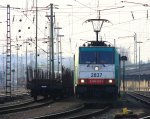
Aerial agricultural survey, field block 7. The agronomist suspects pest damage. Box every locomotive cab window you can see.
[79,51,96,64]
[79,49,114,64]
[97,51,114,64]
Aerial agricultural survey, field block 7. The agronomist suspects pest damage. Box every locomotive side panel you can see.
[114,48,121,95]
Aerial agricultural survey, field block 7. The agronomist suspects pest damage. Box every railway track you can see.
[127,92,150,119]
[136,91,150,98]
[140,116,150,119]
[0,98,53,115]
[31,103,111,119]
[0,98,33,111]
[0,89,30,104]
[127,91,150,105]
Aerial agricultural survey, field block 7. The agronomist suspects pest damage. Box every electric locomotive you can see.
[74,41,120,99]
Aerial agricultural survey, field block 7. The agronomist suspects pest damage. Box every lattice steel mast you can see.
[6,5,12,97]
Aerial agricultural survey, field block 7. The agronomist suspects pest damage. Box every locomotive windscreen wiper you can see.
[100,61,106,67]
[102,63,105,67]
[86,61,96,67]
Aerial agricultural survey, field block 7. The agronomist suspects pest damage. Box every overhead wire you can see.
[0,1,150,43]
[1,2,147,39]
[73,0,96,11]
[12,7,50,41]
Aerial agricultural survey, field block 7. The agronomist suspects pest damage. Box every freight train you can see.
[74,41,121,99]
[26,66,74,101]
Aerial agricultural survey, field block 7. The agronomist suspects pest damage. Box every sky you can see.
[0,0,150,64]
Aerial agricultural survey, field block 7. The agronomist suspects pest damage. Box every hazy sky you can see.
[0,0,150,63]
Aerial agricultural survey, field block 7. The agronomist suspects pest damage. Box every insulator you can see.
[19,19,22,22]
[88,43,90,46]
[12,15,15,22]
[33,16,35,23]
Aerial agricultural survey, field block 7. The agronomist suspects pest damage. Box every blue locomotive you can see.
[74,41,121,99]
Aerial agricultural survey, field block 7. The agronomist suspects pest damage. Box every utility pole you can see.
[46,4,59,79]
[2,45,5,89]
[11,69,15,91]
[121,56,127,93]
[134,33,137,67]
[25,41,29,82]
[55,26,62,79]
[58,35,64,80]
[134,33,137,90]
[23,40,30,84]
[48,25,51,79]
[16,44,18,90]
[16,44,22,90]
[6,4,11,97]
[35,0,38,79]
[25,41,28,81]
[137,41,143,91]
[50,4,54,80]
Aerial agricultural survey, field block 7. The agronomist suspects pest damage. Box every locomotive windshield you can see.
[97,51,114,64]
[79,48,114,64]
[80,51,97,64]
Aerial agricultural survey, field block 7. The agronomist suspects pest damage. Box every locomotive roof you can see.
[81,41,113,47]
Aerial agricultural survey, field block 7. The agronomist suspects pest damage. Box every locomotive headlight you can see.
[81,79,85,83]
[95,66,99,71]
[108,79,113,83]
